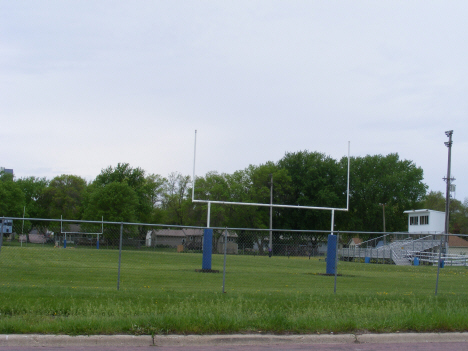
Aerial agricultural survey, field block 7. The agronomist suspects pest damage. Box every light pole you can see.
[436,130,454,295]
[443,130,454,253]
[379,203,386,233]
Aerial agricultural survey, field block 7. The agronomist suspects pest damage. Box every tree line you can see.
[1,151,467,236]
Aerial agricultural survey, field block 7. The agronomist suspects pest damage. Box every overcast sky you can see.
[1,1,467,203]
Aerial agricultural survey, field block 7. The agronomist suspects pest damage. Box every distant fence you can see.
[1,216,467,295]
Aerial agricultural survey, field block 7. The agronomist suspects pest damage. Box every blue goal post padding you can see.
[202,228,213,270]
[326,234,337,274]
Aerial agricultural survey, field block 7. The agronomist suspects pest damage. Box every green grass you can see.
[1,246,468,334]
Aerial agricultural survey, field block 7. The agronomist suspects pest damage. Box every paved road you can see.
[1,333,468,350]
[1,343,468,351]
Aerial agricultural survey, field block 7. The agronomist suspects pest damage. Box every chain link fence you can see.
[1,217,467,295]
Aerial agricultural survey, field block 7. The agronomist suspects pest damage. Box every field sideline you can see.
[1,246,467,334]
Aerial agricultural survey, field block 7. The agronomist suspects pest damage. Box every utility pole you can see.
[436,130,454,295]
[379,203,386,233]
[443,130,454,253]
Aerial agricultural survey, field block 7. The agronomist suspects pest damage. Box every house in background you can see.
[348,238,362,248]
[146,228,195,248]
[28,228,54,244]
[447,236,468,256]
[403,209,445,233]
[216,231,238,254]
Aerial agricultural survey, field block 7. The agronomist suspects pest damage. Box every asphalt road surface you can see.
[2,333,468,351]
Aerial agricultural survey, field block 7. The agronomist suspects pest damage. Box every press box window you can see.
[410,216,419,225]
[420,215,429,225]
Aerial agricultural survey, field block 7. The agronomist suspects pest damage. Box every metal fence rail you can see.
[1,216,467,295]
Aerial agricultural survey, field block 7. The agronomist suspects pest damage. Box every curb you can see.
[0,333,467,347]
[154,334,355,346]
[0,335,151,347]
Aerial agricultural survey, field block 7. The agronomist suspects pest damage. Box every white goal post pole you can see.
[347,141,350,211]
[192,130,197,204]
[331,209,335,235]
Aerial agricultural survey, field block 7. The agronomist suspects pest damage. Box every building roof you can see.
[348,238,362,245]
[448,236,468,248]
[403,209,445,214]
[149,229,200,237]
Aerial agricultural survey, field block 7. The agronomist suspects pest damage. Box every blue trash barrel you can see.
[365,257,371,264]
[439,259,445,268]
[413,257,420,266]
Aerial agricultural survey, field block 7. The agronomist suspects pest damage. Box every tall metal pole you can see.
[443,130,453,253]
[192,130,197,202]
[269,174,273,252]
[379,203,386,233]
[436,130,453,295]
[347,141,350,210]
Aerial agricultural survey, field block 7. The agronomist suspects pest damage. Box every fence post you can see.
[435,234,445,295]
[117,223,123,291]
[0,217,4,255]
[222,228,227,293]
[334,233,339,294]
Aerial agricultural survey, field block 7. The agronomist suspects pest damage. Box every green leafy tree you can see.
[16,176,49,219]
[276,151,345,232]
[340,153,427,233]
[39,175,87,219]
[452,199,468,234]
[422,191,446,211]
[144,173,167,224]
[191,163,291,230]
[190,163,292,252]
[0,172,25,218]
[92,163,165,224]
[84,182,139,222]
[162,172,192,225]
[232,163,291,229]
[422,190,468,234]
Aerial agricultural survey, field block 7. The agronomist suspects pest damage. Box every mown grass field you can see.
[1,244,468,334]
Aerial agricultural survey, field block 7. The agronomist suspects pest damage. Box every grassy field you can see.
[1,245,468,334]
